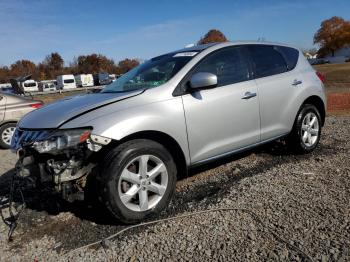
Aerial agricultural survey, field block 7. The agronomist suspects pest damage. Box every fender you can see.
[61,96,191,165]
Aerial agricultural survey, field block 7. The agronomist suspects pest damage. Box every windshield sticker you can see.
[173,52,198,57]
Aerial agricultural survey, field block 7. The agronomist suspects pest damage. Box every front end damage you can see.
[11,128,111,202]
[0,127,112,239]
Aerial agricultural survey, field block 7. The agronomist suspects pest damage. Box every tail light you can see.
[316,71,326,83]
[30,103,43,109]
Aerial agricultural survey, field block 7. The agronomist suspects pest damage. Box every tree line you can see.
[0,53,140,83]
[1,16,349,84]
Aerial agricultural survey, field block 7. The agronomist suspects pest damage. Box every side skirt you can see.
[189,133,289,168]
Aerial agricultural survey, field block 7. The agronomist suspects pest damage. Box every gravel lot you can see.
[0,116,349,261]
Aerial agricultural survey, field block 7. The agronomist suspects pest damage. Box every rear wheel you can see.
[0,123,16,149]
[99,139,177,223]
[287,104,322,154]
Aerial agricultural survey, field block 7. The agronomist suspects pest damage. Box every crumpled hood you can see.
[19,90,143,129]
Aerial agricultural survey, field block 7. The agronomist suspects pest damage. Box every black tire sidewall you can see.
[294,104,322,153]
[100,139,177,223]
[0,123,16,149]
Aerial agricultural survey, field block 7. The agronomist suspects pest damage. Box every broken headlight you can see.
[32,128,92,153]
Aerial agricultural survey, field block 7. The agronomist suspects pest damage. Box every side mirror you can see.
[189,72,217,90]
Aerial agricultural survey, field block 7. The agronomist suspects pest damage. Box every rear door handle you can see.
[292,79,302,86]
[241,91,257,100]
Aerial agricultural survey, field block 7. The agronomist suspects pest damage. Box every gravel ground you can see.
[0,116,349,261]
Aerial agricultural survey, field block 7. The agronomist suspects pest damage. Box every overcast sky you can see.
[0,0,349,66]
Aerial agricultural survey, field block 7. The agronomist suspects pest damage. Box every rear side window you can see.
[275,46,299,70]
[247,45,287,78]
[190,46,251,87]
[64,79,74,84]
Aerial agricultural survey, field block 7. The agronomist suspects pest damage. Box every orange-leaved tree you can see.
[198,29,228,45]
[116,58,140,74]
[314,16,350,57]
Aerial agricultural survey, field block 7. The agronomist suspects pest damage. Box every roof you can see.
[174,41,299,54]
[175,42,219,53]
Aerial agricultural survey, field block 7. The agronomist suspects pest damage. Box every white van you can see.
[57,75,76,90]
[75,74,94,87]
[21,80,39,92]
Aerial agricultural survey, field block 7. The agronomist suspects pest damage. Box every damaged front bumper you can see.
[10,127,111,202]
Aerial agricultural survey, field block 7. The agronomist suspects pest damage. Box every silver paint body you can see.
[0,92,41,125]
[18,41,326,166]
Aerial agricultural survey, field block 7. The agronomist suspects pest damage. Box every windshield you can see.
[102,52,197,93]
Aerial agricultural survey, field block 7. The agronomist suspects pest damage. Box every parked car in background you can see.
[0,86,15,94]
[308,58,330,65]
[75,74,94,87]
[109,74,117,83]
[11,42,326,223]
[0,92,43,148]
[0,83,12,89]
[57,75,76,90]
[21,80,39,92]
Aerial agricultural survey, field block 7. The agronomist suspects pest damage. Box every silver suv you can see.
[11,42,326,223]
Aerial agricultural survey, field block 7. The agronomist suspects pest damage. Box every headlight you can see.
[32,128,92,153]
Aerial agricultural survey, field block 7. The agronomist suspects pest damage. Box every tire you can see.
[287,104,322,154]
[99,139,177,223]
[0,123,17,149]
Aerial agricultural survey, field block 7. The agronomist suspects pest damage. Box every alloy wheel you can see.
[301,112,319,147]
[1,126,16,146]
[118,154,168,212]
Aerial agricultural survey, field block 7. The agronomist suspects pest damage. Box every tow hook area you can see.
[0,157,26,241]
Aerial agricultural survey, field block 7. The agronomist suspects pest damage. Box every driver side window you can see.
[190,47,251,87]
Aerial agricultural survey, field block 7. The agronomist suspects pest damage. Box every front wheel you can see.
[99,139,177,223]
[287,104,322,154]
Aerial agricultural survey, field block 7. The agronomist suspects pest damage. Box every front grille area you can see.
[11,128,51,151]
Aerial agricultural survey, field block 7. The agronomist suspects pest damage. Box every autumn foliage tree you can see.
[314,16,350,57]
[40,52,65,79]
[116,58,140,74]
[0,66,10,83]
[70,54,117,74]
[198,29,228,45]
[9,60,37,79]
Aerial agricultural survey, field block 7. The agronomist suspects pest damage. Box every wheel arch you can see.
[0,120,17,128]
[301,95,326,126]
[108,130,188,179]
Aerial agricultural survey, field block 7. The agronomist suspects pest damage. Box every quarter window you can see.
[247,45,287,78]
[275,46,299,70]
[190,47,251,87]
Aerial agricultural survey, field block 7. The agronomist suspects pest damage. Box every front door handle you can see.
[242,91,257,100]
[292,79,302,86]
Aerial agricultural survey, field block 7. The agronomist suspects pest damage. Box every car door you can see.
[181,46,261,164]
[0,94,6,122]
[246,45,303,141]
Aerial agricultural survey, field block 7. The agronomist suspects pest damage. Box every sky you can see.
[0,0,349,66]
